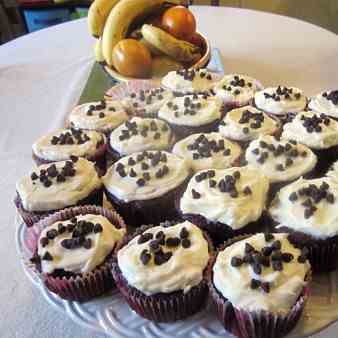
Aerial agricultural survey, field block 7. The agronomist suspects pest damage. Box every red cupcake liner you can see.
[105,175,191,228]
[276,226,338,273]
[32,140,108,176]
[207,235,311,338]
[14,187,104,227]
[30,205,127,302]
[112,223,213,322]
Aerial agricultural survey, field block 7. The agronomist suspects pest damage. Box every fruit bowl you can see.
[101,31,211,83]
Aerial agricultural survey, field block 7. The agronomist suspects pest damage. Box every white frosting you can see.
[109,117,173,156]
[255,87,307,115]
[213,233,310,313]
[180,167,269,229]
[219,106,280,142]
[103,151,190,202]
[282,111,338,149]
[161,68,217,93]
[16,158,102,212]
[158,94,223,127]
[172,132,242,173]
[245,135,317,183]
[32,128,106,161]
[214,74,263,106]
[270,177,338,239]
[309,91,338,119]
[38,214,125,274]
[69,100,128,131]
[117,221,209,295]
[121,87,173,116]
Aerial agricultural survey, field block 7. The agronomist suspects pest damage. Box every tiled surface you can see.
[190,0,338,33]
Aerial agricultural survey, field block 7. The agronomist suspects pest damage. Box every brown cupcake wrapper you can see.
[275,226,338,273]
[105,175,191,228]
[14,187,104,228]
[112,222,213,322]
[30,205,127,302]
[207,234,311,338]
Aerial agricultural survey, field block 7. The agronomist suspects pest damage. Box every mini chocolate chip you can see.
[298,255,307,263]
[271,240,281,250]
[261,246,272,256]
[261,282,270,293]
[233,171,241,180]
[230,190,238,198]
[242,127,249,134]
[285,158,293,167]
[140,250,151,265]
[141,162,149,170]
[137,178,146,187]
[243,186,252,195]
[223,149,231,156]
[252,148,260,155]
[154,251,172,265]
[289,192,298,202]
[154,132,161,140]
[138,232,153,244]
[276,164,284,171]
[93,223,103,233]
[57,224,66,234]
[251,279,261,289]
[143,172,151,181]
[43,179,52,188]
[245,243,255,254]
[282,253,294,263]
[179,227,189,239]
[128,158,136,166]
[166,237,180,247]
[192,189,201,199]
[209,179,217,188]
[327,193,335,204]
[149,240,161,252]
[259,141,268,148]
[40,237,49,247]
[47,229,58,240]
[42,251,53,261]
[253,263,262,275]
[272,260,283,271]
[264,233,274,242]
[231,256,243,267]
[83,238,92,249]
[181,238,191,248]
[304,208,314,219]
[31,172,38,181]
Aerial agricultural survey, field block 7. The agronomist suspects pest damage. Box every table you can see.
[1,6,338,338]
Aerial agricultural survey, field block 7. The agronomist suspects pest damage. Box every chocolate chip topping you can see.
[49,128,92,146]
[264,86,301,102]
[322,90,338,105]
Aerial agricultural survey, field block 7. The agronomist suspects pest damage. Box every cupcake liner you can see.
[111,223,213,322]
[311,146,338,178]
[105,176,191,228]
[276,226,338,273]
[14,187,104,228]
[30,205,127,302]
[207,235,311,338]
[32,141,107,176]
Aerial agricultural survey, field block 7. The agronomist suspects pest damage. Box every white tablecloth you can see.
[1,6,338,338]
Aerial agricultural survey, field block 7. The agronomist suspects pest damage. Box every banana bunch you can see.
[88,0,181,65]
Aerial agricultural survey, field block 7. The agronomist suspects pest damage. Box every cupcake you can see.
[32,128,107,173]
[15,157,103,227]
[30,205,126,301]
[179,166,269,245]
[218,105,281,147]
[254,86,307,122]
[112,220,211,322]
[269,176,338,272]
[158,93,224,139]
[282,111,338,176]
[308,90,338,119]
[161,68,217,93]
[172,132,242,173]
[68,99,128,134]
[208,233,310,338]
[245,135,317,199]
[107,117,174,164]
[121,87,173,117]
[103,150,191,227]
[213,74,263,111]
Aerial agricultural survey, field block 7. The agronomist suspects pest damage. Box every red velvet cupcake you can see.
[15,157,103,227]
[30,205,126,302]
[112,220,212,322]
[208,233,311,338]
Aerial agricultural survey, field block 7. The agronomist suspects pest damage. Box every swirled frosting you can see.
[109,117,173,156]
[219,106,280,142]
[69,100,128,132]
[32,128,106,161]
[38,214,125,274]
[158,94,223,127]
[180,167,269,229]
[308,90,338,119]
[214,74,263,106]
[213,233,310,313]
[254,86,307,115]
[270,177,338,239]
[103,150,190,202]
[282,111,338,149]
[172,132,242,173]
[161,68,218,93]
[16,158,102,212]
[121,87,173,117]
[117,221,209,295]
[245,135,317,183]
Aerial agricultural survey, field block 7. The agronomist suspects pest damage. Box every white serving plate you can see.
[16,213,338,338]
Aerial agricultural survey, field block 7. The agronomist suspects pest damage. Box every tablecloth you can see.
[1,6,338,338]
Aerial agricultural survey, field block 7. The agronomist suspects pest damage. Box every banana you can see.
[102,0,180,66]
[88,0,121,38]
[141,24,201,63]
[152,55,183,77]
[95,38,105,64]
[139,38,163,56]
